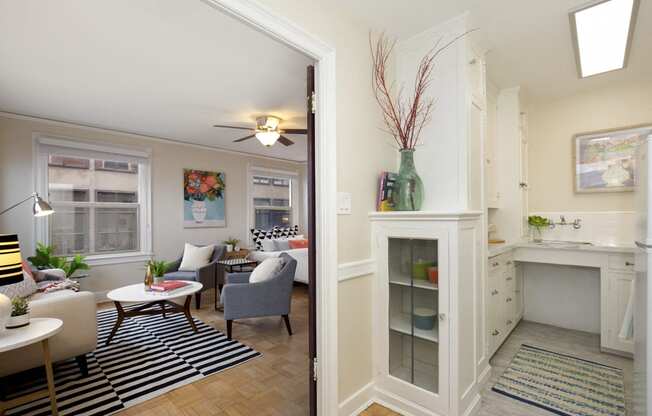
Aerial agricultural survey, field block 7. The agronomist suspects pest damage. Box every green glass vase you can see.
[395,149,424,211]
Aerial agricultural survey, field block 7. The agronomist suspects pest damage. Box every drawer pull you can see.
[506,261,513,265]
[492,329,500,336]
[506,297,513,302]
[506,277,513,281]
[491,289,499,296]
[625,261,634,266]
[491,262,499,267]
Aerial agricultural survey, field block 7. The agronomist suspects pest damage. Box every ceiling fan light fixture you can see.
[255,131,280,147]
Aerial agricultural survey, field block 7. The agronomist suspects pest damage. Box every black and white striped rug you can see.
[5,306,262,415]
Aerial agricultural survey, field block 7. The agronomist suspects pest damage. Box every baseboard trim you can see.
[338,381,375,416]
[338,259,375,282]
[374,387,443,416]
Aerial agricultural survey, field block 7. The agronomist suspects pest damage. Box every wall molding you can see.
[338,259,376,282]
[338,381,375,416]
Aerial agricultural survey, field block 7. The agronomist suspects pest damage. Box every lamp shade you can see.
[33,194,54,217]
[0,234,24,286]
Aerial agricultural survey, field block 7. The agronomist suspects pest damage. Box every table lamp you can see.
[0,234,24,332]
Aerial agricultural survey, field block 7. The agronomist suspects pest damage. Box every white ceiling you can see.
[330,0,652,102]
[0,0,313,162]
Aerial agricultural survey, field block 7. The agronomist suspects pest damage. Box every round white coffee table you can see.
[105,282,203,345]
[0,318,63,416]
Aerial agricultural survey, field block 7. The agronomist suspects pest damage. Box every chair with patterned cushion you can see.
[164,244,226,309]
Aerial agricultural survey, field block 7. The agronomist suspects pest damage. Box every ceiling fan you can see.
[213,115,307,147]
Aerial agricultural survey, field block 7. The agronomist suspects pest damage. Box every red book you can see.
[150,280,189,292]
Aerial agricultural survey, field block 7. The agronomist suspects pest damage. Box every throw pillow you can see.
[261,239,277,252]
[179,243,214,271]
[273,225,299,239]
[249,257,284,283]
[0,271,38,299]
[274,239,291,251]
[288,239,309,249]
[251,228,274,251]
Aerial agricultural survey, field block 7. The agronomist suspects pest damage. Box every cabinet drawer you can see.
[488,252,513,271]
[608,254,635,272]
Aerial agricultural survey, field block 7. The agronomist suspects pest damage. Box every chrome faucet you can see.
[572,218,582,229]
[559,215,567,225]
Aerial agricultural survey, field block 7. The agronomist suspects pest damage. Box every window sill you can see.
[83,252,153,267]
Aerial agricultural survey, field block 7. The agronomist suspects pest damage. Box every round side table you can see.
[0,318,63,416]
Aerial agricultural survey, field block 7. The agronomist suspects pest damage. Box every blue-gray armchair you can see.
[164,244,227,309]
[221,253,297,339]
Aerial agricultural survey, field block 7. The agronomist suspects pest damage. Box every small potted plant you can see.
[528,215,550,243]
[7,297,30,329]
[147,259,169,285]
[223,237,240,253]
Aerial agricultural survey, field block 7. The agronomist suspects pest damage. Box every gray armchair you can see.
[221,253,297,339]
[164,244,226,309]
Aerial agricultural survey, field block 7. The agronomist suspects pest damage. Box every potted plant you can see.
[528,215,550,243]
[223,237,240,252]
[369,32,469,211]
[27,243,90,278]
[147,259,169,285]
[7,297,29,329]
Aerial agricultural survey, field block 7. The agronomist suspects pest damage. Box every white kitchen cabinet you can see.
[371,212,485,416]
[603,253,635,355]
[487,252,521,358]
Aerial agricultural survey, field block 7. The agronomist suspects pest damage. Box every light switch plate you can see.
[337,192,352,215]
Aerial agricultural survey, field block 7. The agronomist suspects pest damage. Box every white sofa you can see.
[250,248,308,283]
[0,289,97,377]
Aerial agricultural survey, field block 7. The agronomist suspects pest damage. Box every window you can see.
[251,173,294,230]
[36,138,151,261]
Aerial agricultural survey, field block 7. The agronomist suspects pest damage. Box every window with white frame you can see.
[250,169,297,231]
[36,138,151,260]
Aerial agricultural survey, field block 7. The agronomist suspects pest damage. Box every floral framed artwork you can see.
[574,125,652,193]
[183,169,225,228]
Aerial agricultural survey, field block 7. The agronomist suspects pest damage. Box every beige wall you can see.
[257,0,396,403]
[0,115,305,294]
[528,80,652,212]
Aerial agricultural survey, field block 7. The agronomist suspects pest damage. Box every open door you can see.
[307,64,317,416]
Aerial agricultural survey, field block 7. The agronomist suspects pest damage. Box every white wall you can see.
[0,115,305,296]
[528,80,652,212]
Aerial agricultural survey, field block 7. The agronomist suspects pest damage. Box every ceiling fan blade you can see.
[281,128,307,134]
[233,134,256,143]
[278,135,294,146]
[213,124,254,131]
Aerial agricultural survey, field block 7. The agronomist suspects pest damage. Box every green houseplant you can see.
[147,259,169,284]
[528,215,550,243]
[223,237,240,252]
[27,243,89,277]
[7,297,30,328]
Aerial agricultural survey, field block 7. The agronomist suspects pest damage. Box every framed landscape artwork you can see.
[574,125,652,193]
[183,169,226,228]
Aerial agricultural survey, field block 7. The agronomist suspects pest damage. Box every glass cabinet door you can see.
[387,238,439,393]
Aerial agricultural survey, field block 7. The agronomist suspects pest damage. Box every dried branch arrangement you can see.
[370,31,471,150]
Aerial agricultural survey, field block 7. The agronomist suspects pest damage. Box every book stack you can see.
[150,280,189,293]
[376,171,398,211]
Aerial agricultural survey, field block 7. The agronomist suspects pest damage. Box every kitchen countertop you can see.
[488,240,636,257]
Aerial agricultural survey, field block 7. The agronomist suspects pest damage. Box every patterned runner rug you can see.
[492,344,625,416]
[5,306,261,416]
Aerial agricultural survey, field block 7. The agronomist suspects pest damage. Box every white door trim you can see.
[201,0,338,413]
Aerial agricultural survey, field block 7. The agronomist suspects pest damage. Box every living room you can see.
[0,0,315,414]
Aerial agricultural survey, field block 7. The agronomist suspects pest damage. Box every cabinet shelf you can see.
[389,274,439,291]
[390,313,439,343]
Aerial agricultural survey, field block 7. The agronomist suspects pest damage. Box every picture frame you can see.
[183,168,226,228]
[573,124,652,193]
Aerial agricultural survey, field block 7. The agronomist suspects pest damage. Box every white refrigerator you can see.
[635,135,652,416]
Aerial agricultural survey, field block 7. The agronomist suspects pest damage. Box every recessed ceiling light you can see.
[570,0,639,78]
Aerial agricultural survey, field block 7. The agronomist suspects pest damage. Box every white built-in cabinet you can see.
[370,212,485,416]
[487,252,523,357]
[603,253,635,354]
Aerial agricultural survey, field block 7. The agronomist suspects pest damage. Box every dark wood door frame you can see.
[307,64,317,416]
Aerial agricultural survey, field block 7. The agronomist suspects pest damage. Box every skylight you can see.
[570,0,638,78]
